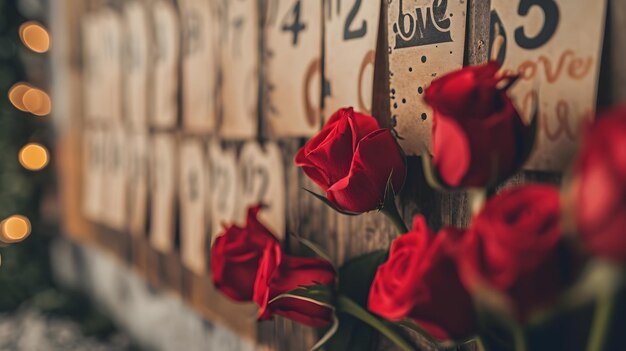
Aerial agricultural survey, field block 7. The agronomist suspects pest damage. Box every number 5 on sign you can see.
[265,0,322,137]
[490,0,607,171]
[324,0,380,118]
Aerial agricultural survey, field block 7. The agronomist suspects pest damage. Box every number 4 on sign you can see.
[282,0,306,46]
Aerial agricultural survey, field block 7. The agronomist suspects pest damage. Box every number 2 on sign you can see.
[328,0,367,40]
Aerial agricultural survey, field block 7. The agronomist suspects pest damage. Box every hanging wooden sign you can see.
[179,139,209,274]
[100,10,124,123]
[126,132,149,236]
[149,133,177,253]
[122,2,151,131]
[388,0,467,155]
[82,127,105,222]
[238,142,286,240]
[217,0,259,138]
[490,0,607,171]
[102,124,128,231]
[208,141,240,244]
[82,13,105,123]
[150,1,180,129]
[264,0,322,137]
[180,0,216,133]
[324,0,380,117]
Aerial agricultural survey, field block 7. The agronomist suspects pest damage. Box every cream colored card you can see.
[82,128,105,222]
[238,142,286,240]
[82,13,105,123]
[100,10,124,123]
[324,0,380,117]
[126,132,149,236]
[149,133,177,253]
[490,0,607,171]
[122,2,151,130]
[180,0,216,133]
[151,1,180,129]
[179,139,209,274]
[265,0,322,136]
[208,141,240,244]
[218,0,259,138]
[102,124,128,231]
[388,0,467,155]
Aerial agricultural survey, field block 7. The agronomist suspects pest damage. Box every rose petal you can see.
[327,129,406,212]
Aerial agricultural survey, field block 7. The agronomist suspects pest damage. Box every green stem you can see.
[337,295,414,351]
[511,326,527,351]
[586,290,616,351]
[381,200,409,234]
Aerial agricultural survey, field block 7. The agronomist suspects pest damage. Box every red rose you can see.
[211,206,279,302]
[295,107,406,213]
[424,62,531,188]
[573,106,626,262]
[368,215,477,341]
[459,185,564,320]
[253,246,336,328]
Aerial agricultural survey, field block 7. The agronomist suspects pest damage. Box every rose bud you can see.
[368,215,477,342]
[572,105,626,262]
[211,206,279,302]
[459,185,566,321]
[424,62,532,188]
[253,246,336,328]
[295,107,406,213]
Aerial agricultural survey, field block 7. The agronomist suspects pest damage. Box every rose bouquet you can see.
[210,62,626,351]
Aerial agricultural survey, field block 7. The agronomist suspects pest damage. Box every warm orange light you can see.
[8,83,31,112]
[1,215,31,243]
[19,22,50,53]
[19,143,49,171]
[22,88,51,116]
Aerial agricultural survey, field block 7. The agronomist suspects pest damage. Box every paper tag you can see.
[102,124,127,231]
[324,0,380,117]
[126,132,149,236]
[217,0,259,138]
[151,1,180,129]
[208,141,240,244]
[265,0,322,136]
[82,13,105,123]
[238,142,286,240]
[98,11,124,123]
[490,0,607,171]
[122,2,151,130]
[180,0,217,132]
[388,0,467,155]
[179,139,209,274]
[82,127,105,222]
[150,133,177,253]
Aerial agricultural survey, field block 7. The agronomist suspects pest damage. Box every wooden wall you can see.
[50,0,626,350]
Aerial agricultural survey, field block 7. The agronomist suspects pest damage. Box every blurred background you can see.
[0,0,136,349]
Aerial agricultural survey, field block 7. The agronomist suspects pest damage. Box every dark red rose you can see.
[459,185,564,320]
[295,107,406,213]
[211,206,279,302]
[424,62,531,188]
[573,106,626,262]
[368,215,477,341]
[253,246,336,328]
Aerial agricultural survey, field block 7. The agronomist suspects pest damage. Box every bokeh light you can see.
[22,87,51,116]
[8,82,31,112]
[19,21,50,53]
[8,83,51,116]
[19,143,49,171]
[1,215,32,243]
